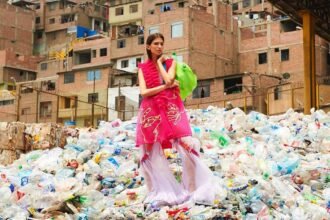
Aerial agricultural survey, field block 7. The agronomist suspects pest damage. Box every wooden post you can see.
[301,10,316,114]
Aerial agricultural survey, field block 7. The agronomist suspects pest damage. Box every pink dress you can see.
[136,59,217,208]
[136,59,192,149]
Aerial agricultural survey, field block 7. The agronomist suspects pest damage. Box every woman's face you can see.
[147,37,164,58]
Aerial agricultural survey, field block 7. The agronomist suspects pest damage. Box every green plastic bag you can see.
[172,53,197,100]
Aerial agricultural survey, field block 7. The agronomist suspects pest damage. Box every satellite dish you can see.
[282,72,290,79]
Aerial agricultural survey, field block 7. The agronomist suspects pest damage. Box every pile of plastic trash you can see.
[0,106,329,219]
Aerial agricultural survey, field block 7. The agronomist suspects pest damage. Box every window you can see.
[0,100,14,106]
[232,3,238,11]
[192,80,211,99]
[136,58,142,67]
[281,49,289,61]
[40,63,47,70]
[74,51,91,64]
[94,20,101,31]
[280,20,298,32]
[64,72,74,84]
[40,101,52,118]
[121,60,129,68]
[149,26,159,34]
[61,14,75,24]
[224,77,242,94]
[117,39,126,48]
[36,17,40,24]
[115,7,124,16]
[138,36,144,45]
[64,97,71,108]
[87,70,101,81]
[137,25,144,34]
[88,93,99,103]
[21,107,30,115]
[100,48,107,56]
[208,0,212,6]
[171,22,183,38]
[36,31,43,39]
[160,4,171,12]
[274,87,281,100]
[258,52,267,64]
[129,4,138,13]
[178,1,185,8]
[45,81,55,91]
[327,53,330,65]
[243,0,250,8]
[49,18,55,24]
[148,9,155,14]
[92,50,96,58]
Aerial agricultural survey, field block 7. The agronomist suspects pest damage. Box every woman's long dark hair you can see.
[146,33,164,59]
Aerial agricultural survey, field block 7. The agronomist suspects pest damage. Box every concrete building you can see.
[33,0,109,56]
[233,0,330,114]
[0,1,40,122]
[108,0,144,120]
[141,0,247,110]
[56,36,112,127]
[4,0,112,126]
[1,0,329,124]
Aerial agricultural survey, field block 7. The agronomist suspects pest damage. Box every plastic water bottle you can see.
[210,131,229,148]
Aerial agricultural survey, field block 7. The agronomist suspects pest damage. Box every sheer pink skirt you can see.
[139,137,216,208]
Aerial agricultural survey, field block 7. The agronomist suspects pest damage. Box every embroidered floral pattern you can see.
[167,103,181,125]
[142,108,160,128]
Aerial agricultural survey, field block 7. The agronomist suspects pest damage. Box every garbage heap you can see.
[0,122,70,165]
[0,107,329,219]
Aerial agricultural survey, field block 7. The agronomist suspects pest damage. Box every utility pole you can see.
[17,84,20,121]
[36,83,40,123]
[74,96,78,122]
[11,77,20,121]
[91,72,96,127]
[118,80,121,120]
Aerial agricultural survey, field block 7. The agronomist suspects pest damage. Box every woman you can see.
[136,33,216,208]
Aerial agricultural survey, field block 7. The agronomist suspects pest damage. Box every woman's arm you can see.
[138,68,168,97]
[157,56,176,86]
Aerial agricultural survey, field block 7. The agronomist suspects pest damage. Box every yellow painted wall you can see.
[109,1,142,25]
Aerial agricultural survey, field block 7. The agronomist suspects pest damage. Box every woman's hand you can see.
[157,55,167,64]
[170,80,180,88]
[165,80,179,89]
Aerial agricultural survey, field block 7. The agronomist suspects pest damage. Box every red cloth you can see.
[136,59,192,148]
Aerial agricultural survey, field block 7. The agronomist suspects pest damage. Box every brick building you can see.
[233,0,330,114]
[1,0,329,124]
[141,0,245,109]
[12,0,111,126]
[0,1,40,122]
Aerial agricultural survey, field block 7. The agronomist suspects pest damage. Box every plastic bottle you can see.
[210,131,230,148]
[277,155,299,175]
